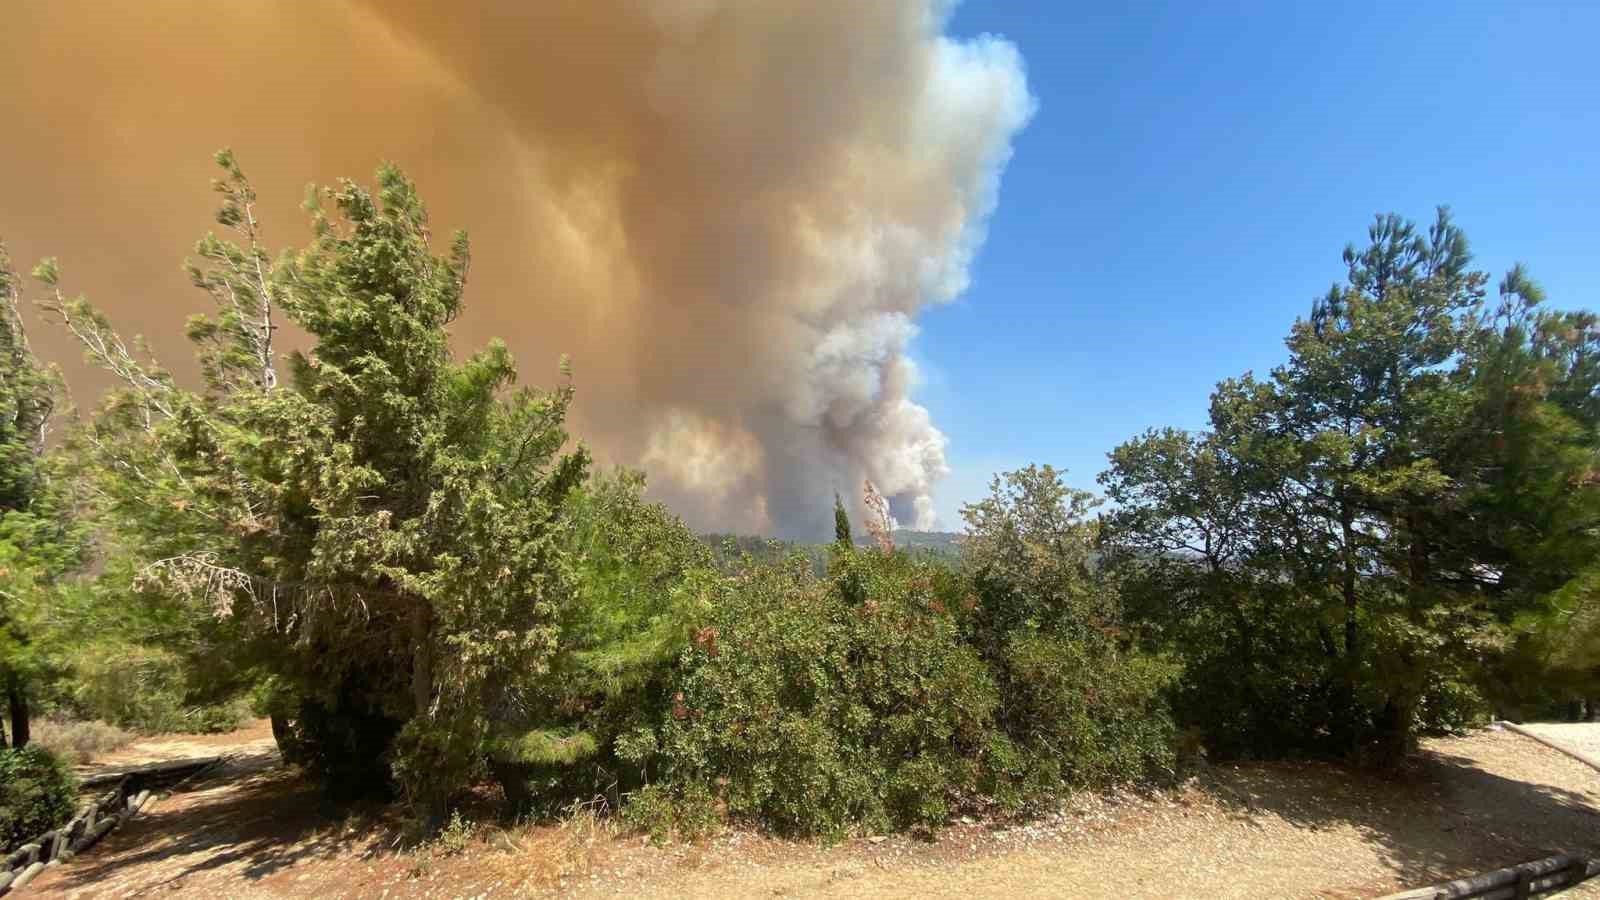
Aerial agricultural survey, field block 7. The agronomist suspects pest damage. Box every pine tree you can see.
[1102,209,1600,760]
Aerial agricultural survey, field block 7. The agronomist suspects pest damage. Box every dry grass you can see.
[29,717,135,765]
[465,797,615,890]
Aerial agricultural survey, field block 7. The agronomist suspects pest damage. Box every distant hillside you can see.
[698,529,964,571]
[886,530,963,557]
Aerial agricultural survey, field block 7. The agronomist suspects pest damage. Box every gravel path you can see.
[20,726,1600,899]
[1519,722,1600,767]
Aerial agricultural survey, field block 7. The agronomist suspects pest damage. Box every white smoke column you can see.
[0,0,1033,539]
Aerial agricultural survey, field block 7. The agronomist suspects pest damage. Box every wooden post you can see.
[10,861,45,890]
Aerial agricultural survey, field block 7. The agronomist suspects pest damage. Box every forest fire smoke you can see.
[0,0,1031,537]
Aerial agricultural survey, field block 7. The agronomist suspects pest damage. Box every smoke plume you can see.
[0,0,1031,538]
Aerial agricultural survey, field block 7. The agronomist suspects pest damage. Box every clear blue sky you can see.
[923,1,1600,527]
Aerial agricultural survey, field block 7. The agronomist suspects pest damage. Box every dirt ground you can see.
[19,722,1600,899]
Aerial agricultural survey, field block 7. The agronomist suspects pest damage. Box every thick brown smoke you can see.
[0,0,1031,538]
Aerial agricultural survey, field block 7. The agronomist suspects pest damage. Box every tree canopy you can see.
[51,153,588,816]
[1102,209,1600,758]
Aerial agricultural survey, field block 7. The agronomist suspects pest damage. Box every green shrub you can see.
[0,745,76,850]
[620,783,719,845]
[958,464,1180,801]
[1415,669,1491,736]
[483,469,719,818]
[641,552,1000,838]
[993,631,1179,795]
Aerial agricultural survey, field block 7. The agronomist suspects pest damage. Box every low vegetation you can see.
[1,154,1596,851]
[0,745,76,848]
[27,717,133,766]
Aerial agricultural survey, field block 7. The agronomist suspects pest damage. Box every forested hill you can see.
[889,530,964,557]
[698,529,965,571]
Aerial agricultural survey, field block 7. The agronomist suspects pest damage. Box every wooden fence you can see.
[0,756,221,896]
[1380,854,1600,900]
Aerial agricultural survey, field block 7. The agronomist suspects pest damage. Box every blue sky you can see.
[922,1,1600,528]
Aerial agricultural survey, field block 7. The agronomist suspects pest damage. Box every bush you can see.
[475,469,1178,838]
[1415,669,1491,736]
[1160,593,1360,760]
[619,782,719,845]
[29,717,133,766]
[0,745,76,850]
[991,632,1179,798]
[641,551,998,837]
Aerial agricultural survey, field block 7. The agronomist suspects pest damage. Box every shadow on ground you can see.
[1204,731,1600,888]
[40,749,400,895]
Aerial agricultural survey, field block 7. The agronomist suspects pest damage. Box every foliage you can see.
[619,782,719,845]
[21,152,1592,844]
[887,530,963,559]
[701,533,828,576]
[641,551,997,837]
[1414,666,1491,736]
[621,499,1174,838]
[7,549,251,735]
[0,745,75,849]
[861,480,895,553]
[1101,209,1600,762]
[0,242,84,750]
[960,465,1179,795]
[61,640,245,734]
[49,153,588,820]
[485,469,716,816]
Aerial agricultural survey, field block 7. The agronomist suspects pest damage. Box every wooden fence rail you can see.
[0,755,223,896]
[1380,854,1600,900]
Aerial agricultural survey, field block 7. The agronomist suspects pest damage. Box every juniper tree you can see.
[51,153,588,818]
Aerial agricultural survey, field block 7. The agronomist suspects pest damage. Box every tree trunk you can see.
[1339,501,1359,659]
[7,680,30,749]
[1372,693,1415,768]
[410,600,434,718]
[409,599,445,829]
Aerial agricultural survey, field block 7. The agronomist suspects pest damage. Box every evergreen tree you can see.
[1103,209,1600,760]
[0,243,80,748]
[833,492,852,546]
[50,153,588,819]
